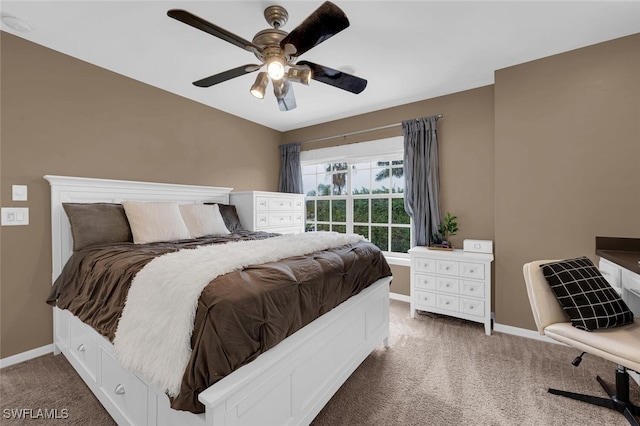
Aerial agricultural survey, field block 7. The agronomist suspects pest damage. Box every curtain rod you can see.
[296,114,443,145]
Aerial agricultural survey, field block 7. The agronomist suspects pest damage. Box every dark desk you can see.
[595,236,640,276]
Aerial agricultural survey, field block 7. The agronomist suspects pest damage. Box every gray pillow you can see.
[62,203,133,251]
[205,203,244,232]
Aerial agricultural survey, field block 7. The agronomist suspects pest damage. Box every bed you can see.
[44,175,392,426]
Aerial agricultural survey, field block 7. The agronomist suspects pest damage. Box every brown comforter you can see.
[47,231,391,413]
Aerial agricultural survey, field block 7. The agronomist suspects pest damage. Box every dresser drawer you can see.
[436,294,459,312]
[437,260,459,276]
[293,212,304,225]
[256,197,270,211]
[436,277,459,295]
[414,273,436,290]
[101,351,148,426]
[599,259,622,289]
[460,280,485,298]
[623,269,640,294]
[69,319,99,382]
[461,298,485,317]
[268,198,300,211]
[460,262,484,280]
[415,290,436,308]
[269,213,294,227]
[414,257,436,273]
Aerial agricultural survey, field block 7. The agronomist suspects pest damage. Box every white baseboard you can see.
[493,323,563,345]
[0,344,53,369]
[389,292,410,303]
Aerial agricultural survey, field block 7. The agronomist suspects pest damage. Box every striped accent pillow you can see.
[541,256,633,331]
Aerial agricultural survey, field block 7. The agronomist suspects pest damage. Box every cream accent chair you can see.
[523,260,640,426]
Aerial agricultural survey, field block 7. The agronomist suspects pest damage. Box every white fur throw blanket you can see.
[113,232,363,397]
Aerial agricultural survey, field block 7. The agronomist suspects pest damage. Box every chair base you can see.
[549,369,640,426]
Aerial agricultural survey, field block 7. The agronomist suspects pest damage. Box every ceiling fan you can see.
[167,1,367,111]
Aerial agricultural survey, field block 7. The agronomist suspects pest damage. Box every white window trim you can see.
[300,136,403,166]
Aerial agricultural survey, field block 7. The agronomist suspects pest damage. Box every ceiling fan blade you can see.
[275,79,297,111]
[193,64,260,88]
[298,61,367,94]
[167,9,261,53]
[279,1,349,57]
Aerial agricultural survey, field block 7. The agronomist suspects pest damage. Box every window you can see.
[302,138,411,254]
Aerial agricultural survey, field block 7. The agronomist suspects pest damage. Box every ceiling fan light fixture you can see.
[273,79,286,99]
[266,56,286,80]
[288,67,312,85]
[250,72,269,99]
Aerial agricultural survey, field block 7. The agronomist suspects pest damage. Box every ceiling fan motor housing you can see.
[252,28,290,64]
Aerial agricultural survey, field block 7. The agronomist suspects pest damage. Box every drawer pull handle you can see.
[77,344,85,352]
[601,271,610,276]
[470,269,475,273]
[114,384,125,395]
[445,301,450,305]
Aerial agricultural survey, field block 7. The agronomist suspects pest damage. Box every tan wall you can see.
[0,33,281,358]
[283,87,496,297]
[494,33,640,329]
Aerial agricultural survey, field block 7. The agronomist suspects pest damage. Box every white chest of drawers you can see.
[409,247,494,335]
[229,191,305,234]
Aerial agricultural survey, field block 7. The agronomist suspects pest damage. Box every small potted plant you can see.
[429,212,458,250]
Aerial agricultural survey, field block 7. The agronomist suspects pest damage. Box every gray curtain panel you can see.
[402,116,442,246]
[278,142,303,194]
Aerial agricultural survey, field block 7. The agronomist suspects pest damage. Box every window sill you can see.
[383,254,410,267]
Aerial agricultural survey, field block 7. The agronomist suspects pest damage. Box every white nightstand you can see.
[409,247,494,335]
[230,191,305,234]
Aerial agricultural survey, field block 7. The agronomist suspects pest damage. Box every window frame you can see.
[301,137,412,260]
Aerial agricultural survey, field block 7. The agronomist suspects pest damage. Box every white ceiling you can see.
[2,1,639,132]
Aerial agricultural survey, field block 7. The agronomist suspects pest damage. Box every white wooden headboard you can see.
[44,175,233,283]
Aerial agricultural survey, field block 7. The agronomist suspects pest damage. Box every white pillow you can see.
[179,204,230,238]
[121,201,191,244]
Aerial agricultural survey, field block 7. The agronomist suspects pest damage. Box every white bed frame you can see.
[45,175,391,426]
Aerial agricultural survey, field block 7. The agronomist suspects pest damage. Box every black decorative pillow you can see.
[205,203,244,232]
[63,203,133,251]
[541,256,634,331]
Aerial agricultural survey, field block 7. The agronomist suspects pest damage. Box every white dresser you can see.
[229,191,305,234]
[409,247,494,335]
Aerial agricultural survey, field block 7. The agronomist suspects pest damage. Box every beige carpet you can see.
[1,300,638,425]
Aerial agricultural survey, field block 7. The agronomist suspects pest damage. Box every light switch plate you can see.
[12,185,28,201]
[1,207,29,226]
